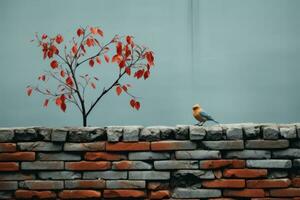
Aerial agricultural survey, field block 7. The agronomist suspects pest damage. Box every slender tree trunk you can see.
[82,114,87,127]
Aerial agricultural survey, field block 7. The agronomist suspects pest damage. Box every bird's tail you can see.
[211,119,219,124]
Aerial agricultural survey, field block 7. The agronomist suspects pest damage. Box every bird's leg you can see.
[194,122,201,126]
[199,121,205,126]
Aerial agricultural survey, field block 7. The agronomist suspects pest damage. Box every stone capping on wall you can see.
[0,123,299,199]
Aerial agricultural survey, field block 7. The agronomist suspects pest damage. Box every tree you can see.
[27,26,155,126]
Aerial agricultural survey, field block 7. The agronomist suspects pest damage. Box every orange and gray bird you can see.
[192,104,219,126]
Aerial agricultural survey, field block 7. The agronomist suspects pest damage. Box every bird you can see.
[192,104,219,126]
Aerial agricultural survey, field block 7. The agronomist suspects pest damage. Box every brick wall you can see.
[0,123,300,199]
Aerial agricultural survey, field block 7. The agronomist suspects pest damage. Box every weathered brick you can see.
[0,162,18,171]
[18,142,62,151]
[106,142,150,151]
[150,190,170,199]
[0,143,16,152]
[268,170,288,178]
[103,189,146,198]
[147,182,169,190]
[59,190,101,199]
[65,161,111,170]
[151,140,197,151]
[174,170,215,179]
[0,128,14,142]
[0,181,18,190]
[0,191,13,199]
[38,171,81,180]
[123,126,142,141]
[154,160,198,169]
[223,189,265,197]
[205,126,223,140]
[292,177,300,187]
[159,126,176,139]
[14,128,42,141]
[172,188,221,198]
[15,190,56,199]
[67,127,106,142]
[0,152,35,161]
[223,169,268,178]
[83,171,127,179]
[189,126,206,140]
[106,126,123,142]
[280,126,297,139]
[175,125,190,140]
[85,152,127,161]
[129,171,170,180]
[226,126,243,140]
[200,160,245,169]
[245,140,289,149]
[112,161,152,170]
[51,128,67,142]
[247,178,291,188]
[272,149,300,158]
[19,180,64,190]
[225,150,271,159]
[263,126,279,139]
[21,161,64,170]
[38,128,52,141]
[176,150,220,159]
[270,188,300,197]
[202,140,244,150]
[294,159,300,168]
[64,142,105,151]
[129,152,170,160]
[246,160,292,168]
[65,180,105,189]
[37,152,80,161]
[140,127,160,141]
[202,179,245,188]
[106,180,145,189]
[0,173,36,180]
[243,125,260,139]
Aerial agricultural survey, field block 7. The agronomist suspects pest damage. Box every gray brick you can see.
[14,127,41,141]
[273,149,300,158]
[51,128,67,142]
[202,140,244,150]
[123,126,142,141]
[0,181,18,190]
[21,161,64,170]
[106,126,123,142]
[38,171,81,180]
[106,180,145,189]
[159,126,176,139]
[189,126,206,140]
[112,161,152,170]
[174,170,215,179]
[67,127,106,142]
[154,161,198,170]
[293,159,300,168]
[268,170,288,178]
[225,150,271,159]
[19,180,63,190]
[226,126,243,140]
[175,125,189,140]
[0,128,14,142]
[263,126,279,139]
[65,180,105,189]
[280,126,297,139]
[140,127,160,141]
[246,160,292,168]
[0,191,13,199]
[245,140,289,149]
[83,171,127,179]
[172,188,221,198]
[129,152,170,160]
[243,125,260,139]
[129,171,170,180]
[37,152,81,161]
[205,126,223,140]
[175,150,220,159]
[64,142,105,151]
[18,142,62,151]
[38,128,52,141]
[0,173,36,180]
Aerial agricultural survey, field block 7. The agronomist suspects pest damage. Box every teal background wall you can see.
[0,0,300,127]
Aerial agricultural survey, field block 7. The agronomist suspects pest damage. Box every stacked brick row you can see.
[0,123,300,199]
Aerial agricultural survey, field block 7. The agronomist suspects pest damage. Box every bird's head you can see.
[192,104,201,111]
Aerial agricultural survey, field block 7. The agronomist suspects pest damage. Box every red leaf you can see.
[77,28,84,37]
[145,51,154,66]
[125,67,131,76]
[26,87,33,96]
[55,34,63,44]
[89,59,95,67]
[42,34,47,40]
[104,54,110,63]
[135,101,140,110]
[134,69,144,79]
[90,27,97,34]
[116,42,122,56]
[126,36,132,44]
[80,44,86,53]
[86,38,94,47]
[60,102,66,112]
[112,55,122,63]
[96,57,101,64]
[50,60,58,69]
[97,28,103,37]
[119,60,126,68]
[66,76,74,87]
[116,86,122,96]
[122,85,127,92]
[130,99,136,108]
[91,82,96,89]
[72,44,78,55]
[60,70,65,77]
[144,70,150,80]
[43,99,49,107]
[55,97,62,106]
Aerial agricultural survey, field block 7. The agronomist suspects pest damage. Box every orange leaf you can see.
[55,97,62,106]
[72,44,78,55]
[112,55,122,63]
[50,60,58,69]
[43,99,49,107]
[60,70,65,77]
[27,87,33,96]
[97,28,103,37]
[125,67,131,76]
[104,54,110,63]
[116,86,122,96]
[135,101,140,110]
[89,59,94,67]
[91,82,96,89]
[77,28,84,37]
[55,34,63,44]
[90,27,98,34]
[96,56,101,64]
[130,99,136,108]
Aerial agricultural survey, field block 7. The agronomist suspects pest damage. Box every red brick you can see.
[0,152,35,161]
[247,179,291,188]
[223,189,265,197]
[151,141,196,151]
[59,190,101,199]
[202,179,245,188]
[147,182,169,190]
[113,161,132,170]
[103,189,146,198]
[292,178,300,187]
[150,190,170,199]
[85,152,126,161]
[270,188,300,197]
[65,161,111,171]
[15,190,56,199]
[65,180,106,189]
[0,143,16,152]
[223,169,267,178]
[106,142,150,151]
[0,162,18,171]
[200,160,245,169]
